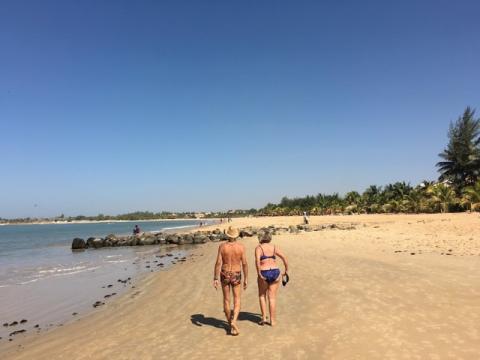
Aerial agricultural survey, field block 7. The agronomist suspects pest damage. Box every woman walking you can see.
[255,232,288,326]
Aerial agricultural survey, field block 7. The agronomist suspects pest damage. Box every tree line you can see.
[1,107,479,223]
[258,107,480,216]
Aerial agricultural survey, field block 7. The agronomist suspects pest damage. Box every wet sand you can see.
[1,213,479,359]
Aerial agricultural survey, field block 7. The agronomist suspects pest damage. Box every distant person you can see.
[228,217,232,223]
[213,226,248,336]
[303,211,309,225]
[255,232,289,326]
[133,225,141,235]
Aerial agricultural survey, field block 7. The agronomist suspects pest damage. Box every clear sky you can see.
[1,0,479,218]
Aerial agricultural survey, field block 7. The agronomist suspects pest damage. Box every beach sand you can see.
[2,213,479,359]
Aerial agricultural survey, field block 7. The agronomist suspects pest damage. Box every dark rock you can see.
[87,237,96,247]
[71,238,86,250]
[289,225,298,233]
[182,234,193,244]
[3,323,8,327]
[117,239,128,246]
[9,329,26,336]
[193,235,207,244]
[20,319,27,324]
[92,238,104,249]
[93,301,104,308]
[166,234,179,244]
[34,324,40,327]
[240,229,254,237]
[9,321,18,326]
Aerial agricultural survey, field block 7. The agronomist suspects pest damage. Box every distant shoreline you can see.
[0,218,216,226]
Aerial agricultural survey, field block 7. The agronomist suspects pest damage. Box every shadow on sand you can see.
[190,312,262,334]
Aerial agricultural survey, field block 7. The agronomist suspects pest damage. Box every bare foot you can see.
[258,319,267,326]
[230,322,240,336]
[270,320,276,327]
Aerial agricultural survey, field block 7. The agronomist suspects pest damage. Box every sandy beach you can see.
[1,213,479,359]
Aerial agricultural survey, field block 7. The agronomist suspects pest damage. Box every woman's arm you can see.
[275,246,289,275]
[254,246,265,279]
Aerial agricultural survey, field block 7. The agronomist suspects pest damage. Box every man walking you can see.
[213,226,248,336]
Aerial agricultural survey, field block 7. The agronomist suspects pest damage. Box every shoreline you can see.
[0,218,220,227]
[0,222,217,344]
[2,213,479,359]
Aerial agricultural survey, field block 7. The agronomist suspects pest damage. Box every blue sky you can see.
[1,0,479,218]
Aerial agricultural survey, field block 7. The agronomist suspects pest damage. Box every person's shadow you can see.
[190,312,262,334]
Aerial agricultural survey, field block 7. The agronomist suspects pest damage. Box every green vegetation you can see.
[1,107,479,224]
[258,107,480,216]
[437,107,480,190]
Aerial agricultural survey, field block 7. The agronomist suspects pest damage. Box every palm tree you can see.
[362,185,382,212]
[427,183,458,213]
[402,189,422,213]
[462,180,480,211]
[437,107,480,190]
[345,191,361,205]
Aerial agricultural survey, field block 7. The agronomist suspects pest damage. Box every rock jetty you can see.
[71,223,357,250]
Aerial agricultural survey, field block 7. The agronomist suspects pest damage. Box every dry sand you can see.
[2,213,479,359]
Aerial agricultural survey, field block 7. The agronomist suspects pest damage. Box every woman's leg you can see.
[267,280,280,326]
[257,276,268,323]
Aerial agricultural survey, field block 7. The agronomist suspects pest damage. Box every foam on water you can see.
[0,219,212,340]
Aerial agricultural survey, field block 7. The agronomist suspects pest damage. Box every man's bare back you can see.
[213,227,248,336]
[220,242,245,272]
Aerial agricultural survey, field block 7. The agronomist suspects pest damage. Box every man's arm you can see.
[213,244,223,289]
[241,244,248,289]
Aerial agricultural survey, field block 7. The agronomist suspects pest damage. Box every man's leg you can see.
[230,284,242,335]
[221,284,231,324]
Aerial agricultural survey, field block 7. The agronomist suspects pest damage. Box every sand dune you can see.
[2,213,479,359]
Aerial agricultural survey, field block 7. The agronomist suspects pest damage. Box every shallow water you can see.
[0,220,210,340]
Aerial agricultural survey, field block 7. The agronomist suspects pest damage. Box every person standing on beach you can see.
[213,226,248,336]
[133,224,141,235]
[255,232,289,326]
[303,211,309,225]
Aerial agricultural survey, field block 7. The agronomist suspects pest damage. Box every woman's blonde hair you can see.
[258,232,272,243]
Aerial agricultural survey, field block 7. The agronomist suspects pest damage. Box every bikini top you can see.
[259,245,276,261]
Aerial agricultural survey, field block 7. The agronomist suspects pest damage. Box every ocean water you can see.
[0,220,208,340]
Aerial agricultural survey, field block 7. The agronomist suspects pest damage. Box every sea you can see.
[0,220,209,340]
